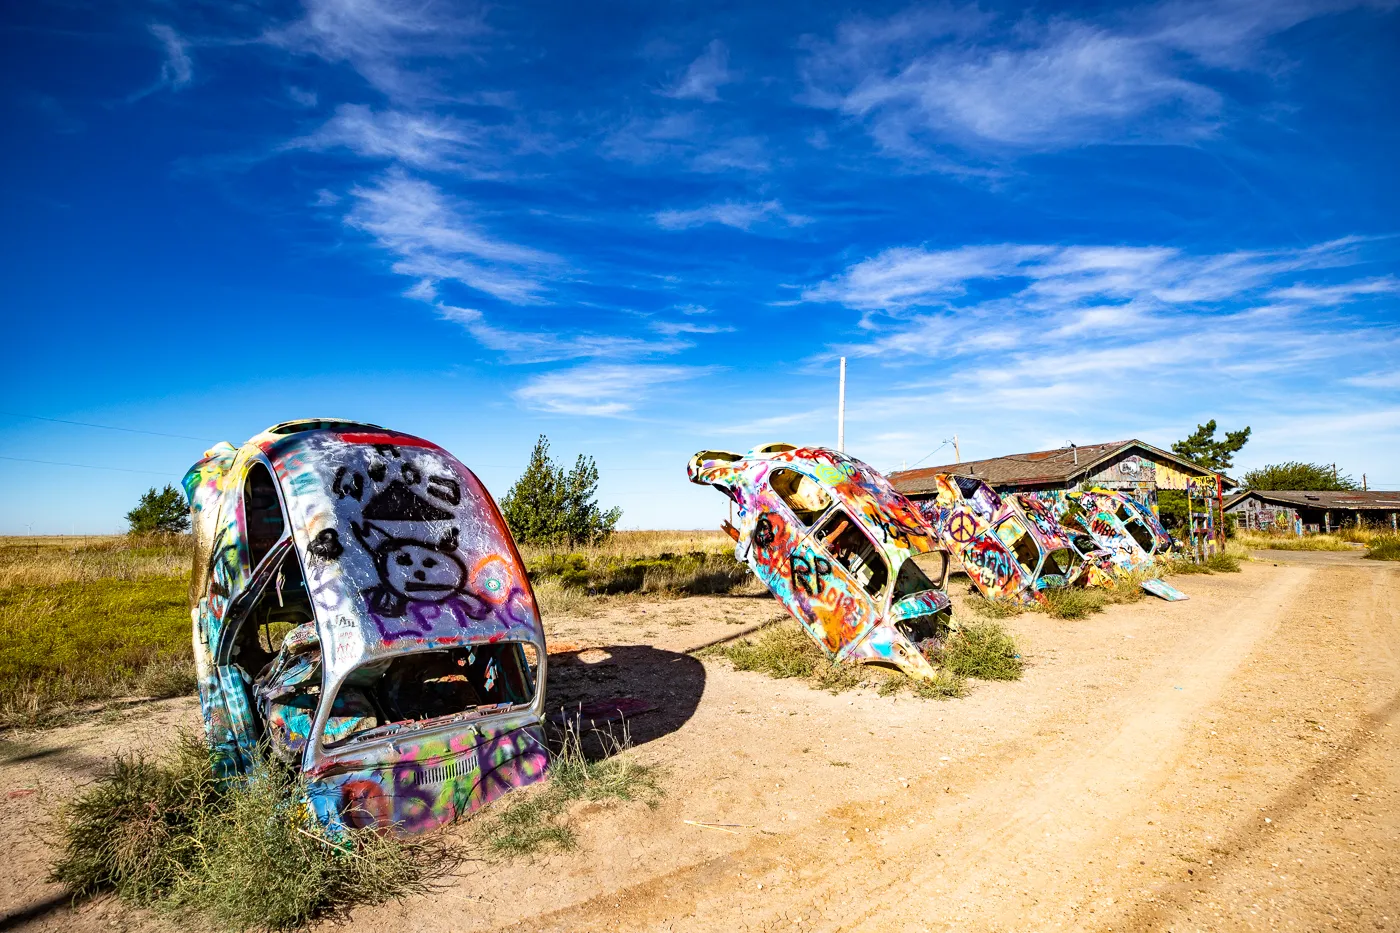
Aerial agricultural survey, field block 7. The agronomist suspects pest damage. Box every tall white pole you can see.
[837,357,847,453]
[953,433,960,463]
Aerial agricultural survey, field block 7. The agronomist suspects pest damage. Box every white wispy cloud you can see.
[437,304,686,364]
[266,0,483,100]
[345,169,554,303]
[803,238,1366,312]
[148,24,192,91]
[661,40,733,102]
[514,363,718,416]
[804,237,1400,457]
[650,320,735,335]
[287,104,482,169]
[801,1,1375,153]
[601,115,769,174]
[654,199,808,231]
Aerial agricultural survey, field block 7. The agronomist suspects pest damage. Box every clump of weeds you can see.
[49,733,433,930]
[473,722,663,857]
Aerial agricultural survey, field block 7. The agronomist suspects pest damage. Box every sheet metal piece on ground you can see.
[1141,578,1189,601]
[551,697,657,726]
[687,443,955,681]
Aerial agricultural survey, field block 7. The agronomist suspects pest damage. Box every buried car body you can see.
[914,474,1101,604]
[687,443,955,681]
[183,420,547,835]
[1057,487,1174,573]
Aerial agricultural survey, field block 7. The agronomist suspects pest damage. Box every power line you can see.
[0,411,220,443]
[0,455,180,477]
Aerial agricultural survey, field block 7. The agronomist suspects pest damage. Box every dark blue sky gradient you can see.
[2,0,1398,532]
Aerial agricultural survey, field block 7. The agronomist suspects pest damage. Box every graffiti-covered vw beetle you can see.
[914,474,1098,604]
[1058,487,1173,573]
[687,443,954,681]
[183,420,547,835]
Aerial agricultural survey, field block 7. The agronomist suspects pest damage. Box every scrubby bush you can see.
[938,622,1022,680]
[50,736,429,930]
[1366,534,1400,561]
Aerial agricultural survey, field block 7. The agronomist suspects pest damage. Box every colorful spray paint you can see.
[184,420,548,836]
[688,444,956,681]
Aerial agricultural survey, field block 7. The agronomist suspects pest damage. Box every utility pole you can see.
[1363,473,1368,491]
[953,434,960,463]
[837,357,846,453]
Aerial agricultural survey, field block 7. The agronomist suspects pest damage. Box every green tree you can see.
[1241,461,1358,491]
[1171,419,1251,472]
[126,484,190,534]
[500,436,621,547]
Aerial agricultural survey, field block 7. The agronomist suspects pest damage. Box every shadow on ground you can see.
[545,644,705,748]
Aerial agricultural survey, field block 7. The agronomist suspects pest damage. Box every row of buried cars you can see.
[685,442,1177,680]
[182,421,1176,838]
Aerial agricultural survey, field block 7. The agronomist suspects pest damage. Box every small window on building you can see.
[812,509,889,598]
[769,468,832,526]
[244,462,286,570]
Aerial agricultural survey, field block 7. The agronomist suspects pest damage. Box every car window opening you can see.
[1125,519,1155,552]
[893,608,954,653]
[243,462,286,569]
[769,468,832,525]
[892,550,950,600]
[325,643,536,748]
[813,509,888,598]
[1039,548,1075,580]
[228,548,313,694]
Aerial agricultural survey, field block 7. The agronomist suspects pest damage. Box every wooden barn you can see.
[1224,489,1400,534]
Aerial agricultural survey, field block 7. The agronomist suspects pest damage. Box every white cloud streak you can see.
[802,1,1379,152]
[514,364,718,416]
[287,104,483,169]
[149,24,192,91]
[654,199,808,231]
[437,304,686,364]
[266,0,483,100]
[661,40,733,102]
[345,169,554,303]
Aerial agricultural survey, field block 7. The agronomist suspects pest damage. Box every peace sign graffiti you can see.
[947,511,977,544]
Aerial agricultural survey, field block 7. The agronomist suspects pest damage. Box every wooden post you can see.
[1325,511,1331,534]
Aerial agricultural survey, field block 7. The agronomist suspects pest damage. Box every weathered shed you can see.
[888,439,1231,510]
[1224,489,1400,534]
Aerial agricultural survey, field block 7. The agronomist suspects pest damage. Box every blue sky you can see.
[2,0,1398,534]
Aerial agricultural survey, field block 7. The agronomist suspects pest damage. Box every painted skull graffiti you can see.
[353,521,474,617]
[184,420,548,837]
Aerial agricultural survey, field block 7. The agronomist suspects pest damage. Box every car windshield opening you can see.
[892,550,949,600]
[324,643,536,748]
[995,518,1040,573]
[770,468,832,526]
[813,509,888,598]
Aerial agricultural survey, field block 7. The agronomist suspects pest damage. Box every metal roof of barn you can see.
[889,439,1233,497]
[1223,490,1400,510]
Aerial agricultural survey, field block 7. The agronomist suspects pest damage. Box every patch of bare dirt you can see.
[3,562,1398,932]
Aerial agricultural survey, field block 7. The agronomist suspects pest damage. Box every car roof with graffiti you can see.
[688,442,939,561]
[183,420,543,680]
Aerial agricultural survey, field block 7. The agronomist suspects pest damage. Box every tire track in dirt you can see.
[495,565,1313,932]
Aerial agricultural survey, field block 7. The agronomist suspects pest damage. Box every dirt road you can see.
[3,553,1397,932]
